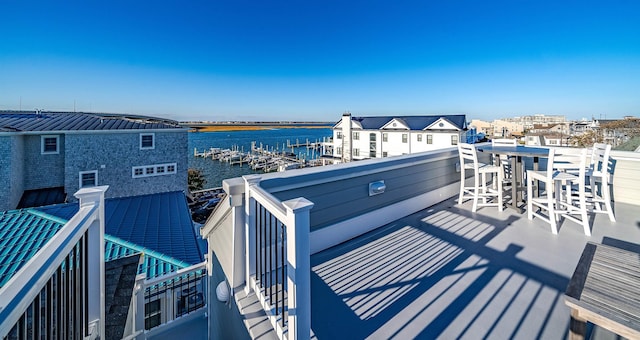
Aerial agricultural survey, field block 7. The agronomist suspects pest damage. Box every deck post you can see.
[75,185,109,340]
[283,198,314,340]
[224,177,247,290]
[244,175,261,294]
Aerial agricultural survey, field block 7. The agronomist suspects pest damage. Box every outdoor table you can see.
[565,242,640,339]
[476,145,549,212]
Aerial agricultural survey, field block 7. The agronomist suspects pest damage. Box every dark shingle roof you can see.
[17,187,66,209]
[344,115,467,130]
[0,111,183,132]
[105,254,141,340]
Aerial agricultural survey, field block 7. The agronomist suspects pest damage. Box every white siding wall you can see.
[346,130,459,159]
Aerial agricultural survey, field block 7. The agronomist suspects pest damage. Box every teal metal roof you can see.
[104,235,191,279]
[0,209,66,288]
[37,191,204,265]
[1,204,194,288]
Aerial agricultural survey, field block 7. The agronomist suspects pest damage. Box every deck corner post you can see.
[283,197,314,340]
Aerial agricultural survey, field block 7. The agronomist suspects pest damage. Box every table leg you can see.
[569,309,587,340]
[533,156,539,197]
[511,155,519,210]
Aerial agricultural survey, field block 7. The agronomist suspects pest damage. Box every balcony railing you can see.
[244,175,314,340]
[204,146,640,339]
[141,261,207,333]
[0,186,108,340]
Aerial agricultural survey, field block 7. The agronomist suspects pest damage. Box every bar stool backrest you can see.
[591,143,612,174]
[458,143,479,172]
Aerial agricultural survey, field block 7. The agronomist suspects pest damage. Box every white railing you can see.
[0,186,108,339]
[139,261,208,334]
[244,175,314,340]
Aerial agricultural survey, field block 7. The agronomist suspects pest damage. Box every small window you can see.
[383,152,388,157]
[353,149,360,157]
[140,133,155,150]
[41,135,60,154]
[145,300,162,330]
[79,171,97,188]
[402,134,408,143]
[336,147,342,155]
[426,134,433,144]
[417,134,422,142]
[132,163,175,178]
[382,133,388,142]
[336,132,343,139]
[451,135,458,145]
[353,132,359,140]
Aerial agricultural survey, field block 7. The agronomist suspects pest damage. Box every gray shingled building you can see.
[0,110,188,211]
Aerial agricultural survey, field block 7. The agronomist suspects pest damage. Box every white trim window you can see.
[426,134,433,144]
[402,134,408,143]
[41,135,60,154]
[132,163,177,178]
[353,132,359,140]
[79,170,98,188]
[451,134,459,145]
[140,133,155,150]
[417,134,423,142]
[353,148,360,157]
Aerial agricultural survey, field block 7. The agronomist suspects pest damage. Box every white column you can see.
[283,198,314,340]
[75,185,108,340]
[244,175,261,294]
[133,270,146,336]
[223,177,246,290]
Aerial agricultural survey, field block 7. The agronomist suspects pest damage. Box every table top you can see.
[565,242,640,337]
[476,145,550,157]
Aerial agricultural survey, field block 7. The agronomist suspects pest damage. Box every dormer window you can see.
[41,135,60,154]
[140,133,155,150]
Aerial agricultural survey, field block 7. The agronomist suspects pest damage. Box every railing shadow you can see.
[310,199,573,339]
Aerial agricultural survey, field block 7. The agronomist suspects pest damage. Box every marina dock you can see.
[194,140,329,173]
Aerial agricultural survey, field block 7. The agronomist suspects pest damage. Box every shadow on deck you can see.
[310,197,640,339]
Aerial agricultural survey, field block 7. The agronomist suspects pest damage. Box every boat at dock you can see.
[193,140,326,173]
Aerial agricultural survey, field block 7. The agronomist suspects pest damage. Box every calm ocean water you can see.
[188,128,332,188]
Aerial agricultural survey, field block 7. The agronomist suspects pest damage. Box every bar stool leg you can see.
[602,178,616,222]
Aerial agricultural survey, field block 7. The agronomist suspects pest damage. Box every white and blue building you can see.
[331,113,468,162]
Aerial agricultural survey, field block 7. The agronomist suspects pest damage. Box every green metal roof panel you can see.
[1,195,198,289]
[104,235,189,279]
[0,209,65,288]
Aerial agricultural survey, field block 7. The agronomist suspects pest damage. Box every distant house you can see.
[0,111,188,211]
[330,113,467,162]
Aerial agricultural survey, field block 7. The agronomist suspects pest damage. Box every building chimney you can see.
[341,112,352,162]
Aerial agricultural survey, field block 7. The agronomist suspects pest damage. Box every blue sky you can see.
[1,1,639,122]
